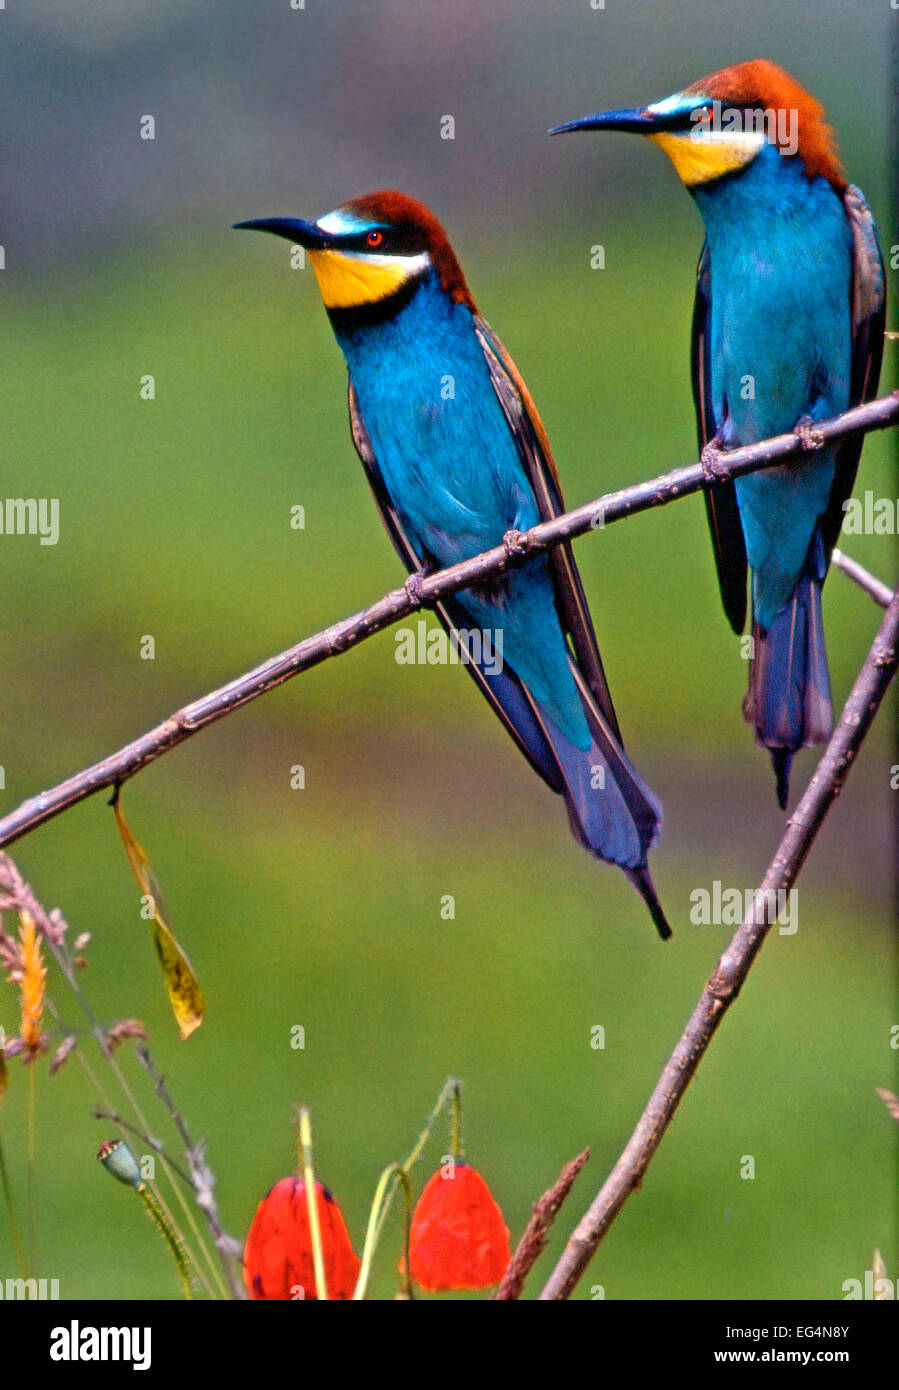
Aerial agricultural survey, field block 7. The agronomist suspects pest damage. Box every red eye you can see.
[366,230,383,247]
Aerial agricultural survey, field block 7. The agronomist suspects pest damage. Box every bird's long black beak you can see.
[549,107,664,136]
[232,217,332,249]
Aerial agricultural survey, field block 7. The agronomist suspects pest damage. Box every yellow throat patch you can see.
[649,130,763,187]
[308,249,417,310]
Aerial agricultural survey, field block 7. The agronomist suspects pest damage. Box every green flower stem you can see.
[0,1127,27,1276]
[26,1061,36,1277]
[138,1183,195,1300]
[449,1079,463,1161]
[297,1107,328,1301]
[373,1076,461,1247]
[354,1163,412,1301]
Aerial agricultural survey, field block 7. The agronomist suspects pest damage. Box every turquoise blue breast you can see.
[693,144,853,627]
[333,271,591,748]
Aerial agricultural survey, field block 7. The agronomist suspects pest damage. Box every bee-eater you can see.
[235,191,671,937]
[552,60,885,806]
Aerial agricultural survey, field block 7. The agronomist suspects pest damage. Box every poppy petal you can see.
[409,1163,510,1291]
[244,1176,360,1300]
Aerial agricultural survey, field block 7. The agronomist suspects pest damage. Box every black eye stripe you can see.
[344,226,428,256]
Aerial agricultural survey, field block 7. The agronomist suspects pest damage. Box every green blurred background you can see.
[0,0,896,1300]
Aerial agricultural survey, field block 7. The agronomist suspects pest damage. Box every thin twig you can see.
[832,549,893,608]
[540,584,899,1300]
[135,1046,246,1297]
[0,392,895,851]
[92,1106,192,1186]
[492,1148,590,1300]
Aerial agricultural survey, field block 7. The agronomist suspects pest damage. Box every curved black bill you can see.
[232,217,331,250]
[549,107,665,136]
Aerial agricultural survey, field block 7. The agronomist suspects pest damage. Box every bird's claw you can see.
[794,417,824,452]
[403,567,430,608]
[502,527,531,560]
[700,439,726,482]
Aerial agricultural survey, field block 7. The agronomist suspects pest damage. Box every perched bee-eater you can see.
[235,191,671,937]
[553,60,885,806]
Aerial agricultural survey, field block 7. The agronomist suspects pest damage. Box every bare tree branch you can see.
[539,584,899,1300]
[0,391,895,851]
[831,549,893,608]
[493,1147,590,1300]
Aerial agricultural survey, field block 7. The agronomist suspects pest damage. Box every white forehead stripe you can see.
[647,91,702,117]
[317,208,370,235]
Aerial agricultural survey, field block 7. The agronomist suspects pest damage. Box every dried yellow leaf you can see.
[113,796,204,1041]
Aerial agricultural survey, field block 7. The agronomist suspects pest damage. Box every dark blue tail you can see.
[439,595,670,938]
[744,543,833,810]
[534,668,670,939]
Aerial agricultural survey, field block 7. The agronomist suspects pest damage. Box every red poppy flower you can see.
[244,1176,360,1300]
[408,1162,510,1291]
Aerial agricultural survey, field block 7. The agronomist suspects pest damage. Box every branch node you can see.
[502,527,532,561]
[794,417,825,452]
[403,568,430,609]
[700,440,732,484]
[324,623,351,655]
